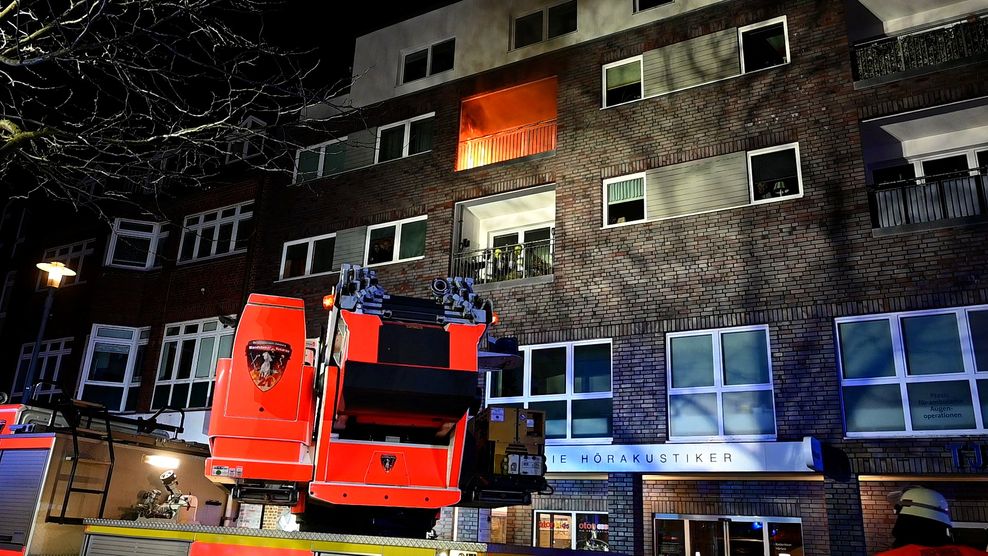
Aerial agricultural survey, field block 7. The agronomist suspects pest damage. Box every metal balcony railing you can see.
[451,238,553,285]
[456,119,557,171]
[868,169,988,231]
[853,16,988,82]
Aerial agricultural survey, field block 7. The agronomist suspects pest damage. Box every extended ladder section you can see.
[46,399,116,524]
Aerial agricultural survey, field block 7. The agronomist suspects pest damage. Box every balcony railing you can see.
[853,16,988,82]
[868,169,988,232]
[456,119,557,171]
[451,239,553,285]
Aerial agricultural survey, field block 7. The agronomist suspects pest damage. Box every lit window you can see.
[12,338,72,402]
[837,305,988,437]
[635,0,673,12]
[294,138,346,183]
[280,233,337,280]
[226,115,266,163]
[748,143,803,203]
[365,216,427,266]
[376,113,435,163]
[105,219,168,270]
[488,339,612,441]
[739,16,789,74]
[78,325,149,412]
[667,326,776,440]
[603,173,646,226]
[37,239,94,289]
[602,56,643,107]
[513,0,577,49]
[401,38,455,84]
[152,317,235,410]
[178,201,254,263]
[655,514,803,556]
[535,511,608,551]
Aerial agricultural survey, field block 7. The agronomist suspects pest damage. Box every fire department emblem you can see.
[381,454,397,473]
[246,340,292,392]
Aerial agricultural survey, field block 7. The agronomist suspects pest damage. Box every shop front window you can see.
[654,515,803,556]
[535,511,608,551]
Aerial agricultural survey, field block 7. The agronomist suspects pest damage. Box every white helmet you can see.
[895,486,952,527]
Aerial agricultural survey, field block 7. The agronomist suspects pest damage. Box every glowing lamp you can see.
[36,261,76,288]
[322,293,335,310]
[143,454,181,469]
[491,310,500,325]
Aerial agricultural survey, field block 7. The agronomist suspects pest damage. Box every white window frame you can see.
[400,38,456,85]
[666,325,777,442]
[12,338,72,401]
[486,338,613,445]
[910,146,988,181]
[653,513,803,556]
[837,305,988,439]
[511,0,578,50]
[374,112,436,164]
[738,16,790,75]
[0,270,15,318]
[177,201,253,264]
[533,510,609,550]
[225,115,266,163]
[104,218,169,271]
[293,137,347,183]
[278,232,338,281]
[364,215,428,267]
[747,142,804,205]
[37,239,95,290]
[152,317,235,411]
[77,325,149,413]
[602,172,647,227]
[634,0,674,13]
[601,55,644,108]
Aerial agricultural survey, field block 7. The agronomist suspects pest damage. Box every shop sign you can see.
[948,442,986,469]
[545,437,822,473]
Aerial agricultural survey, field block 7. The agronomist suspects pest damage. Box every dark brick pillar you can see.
[825,475,867,555]
[607,472,644,555]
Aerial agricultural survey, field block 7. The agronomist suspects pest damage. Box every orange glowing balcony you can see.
[456,119,557,171]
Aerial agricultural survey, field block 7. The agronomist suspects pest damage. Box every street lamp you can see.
[21,261,76,403]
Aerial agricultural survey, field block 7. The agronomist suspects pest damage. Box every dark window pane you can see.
[923,155,970,179]
[234,218,253,250]
[176,339,196,380]
[80,385,124,411]
[654,519,686,556]
[196,226,215,258]
[170,383,189,409]
[722,329,769,385]
[180,230,196,261]
[151,384,170,410]
[729,521,766,556]
[689,520,726,556]
[403,48,428,83]
[843,384,905,433]
[547,1,577,39]
[971,310,988,372]
[368,225,396,264]
[89,343,130,382]
[324,142,346,175]
[637,0,673,11]
[283,243,309,278]
[751,148,799,200]
[769,522,803,556]
[409,118,434,155]
[575,514,608,551]
[902,313,964,375]
[531,346,566,395]
[873,163,916,186]
[190,381,210,408]
[112,236,151,267]
[572,398,611,438]
[838,320,896,379]
[158,341,177,380]
[379,125,406,162]
[430,39,455,74]
[670,335,715,388]
[742,22,787,72]
[529,400,567,439]
[907,380,976,431]
[979,381,988,433]
[608,200,645,225]
[297,149,320,181]
[311,237,336,274]
[574,343,610,393]
[490,351,524,397]
[398,219,427,259]
[514,11,543,48]
[125,386,140,412]
[216,222,234,254]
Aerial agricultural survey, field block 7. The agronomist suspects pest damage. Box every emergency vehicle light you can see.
[322,293,335,310]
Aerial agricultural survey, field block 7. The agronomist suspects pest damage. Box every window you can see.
[654,514,803,556]
[513,0,577,49]
[12,338,72,402]
[602,56,643,107]
[78,325,149,412]
[739,16,790,74]
[604,173,646,225]
[953,522,988,551]
[535,511,608,551]
[401,38,455,84]
[748,143,803,203]
[487,339,612,441]
[837,305,988,437]
[226,115,266,163]
[667,326,776,440]
[376,113,435,163]
[279,233,337,280]
[635,0,673,12]
[105,219,168,270]
[294,138,346,183]
[152,317,235,410]
[178,201,254,263]
[37,239,94,289]
[365,216,427,266]
[0,271,14,318]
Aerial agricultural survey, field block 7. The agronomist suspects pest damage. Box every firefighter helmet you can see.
[895,486,952,527]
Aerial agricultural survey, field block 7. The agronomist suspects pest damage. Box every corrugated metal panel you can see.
[645,152,749,220]
[84,534,190,556]
[643,28,740,97]
[343,127,378,170]
[0,449,48,547]
[332,226,368,267]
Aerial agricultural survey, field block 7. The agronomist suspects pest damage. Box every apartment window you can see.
[365,216,427,266]
[105,219,168,270]
[667,326,776,440]
[376,113,435,163]
[280,233,337,280]
[0,271,14,318]
[604,173,646,225]
[78,325,149,412]
[748,143,803,203]
[654,514,803,556]
[739,16,789,74]
[603,56,643,107]
[535,511,608,551]
[12,338,72,402]
[37,239,94,289]
[226,115,266,163]
[488,339,612,441]
[401,38,455,84]
[513,0,577,49]
[178,201,254,263]
[152,317,235,410]
[837,305,988,437]
[635,0,673,12]
[294,139,346,183]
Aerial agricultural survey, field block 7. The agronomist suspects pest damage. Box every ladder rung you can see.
[69,487,106,495]
[65,456,112,465]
